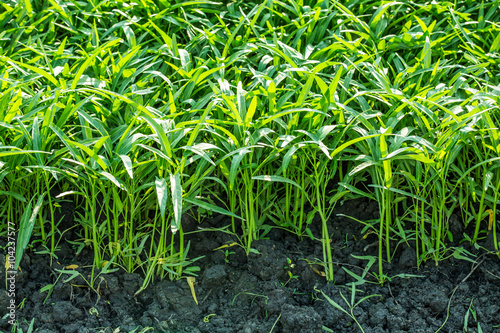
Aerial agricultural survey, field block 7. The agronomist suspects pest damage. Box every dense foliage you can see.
[1,0,499,290]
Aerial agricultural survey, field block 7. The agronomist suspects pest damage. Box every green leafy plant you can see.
[1,0,499,291]
[9,318,35,333]
[315,284,381,333]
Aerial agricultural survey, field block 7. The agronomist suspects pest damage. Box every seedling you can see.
[203,314,216,323]
[40,259,118,304]
[282,258,299,286]
[89,307,99,317]
[17,298,26,310]
[196,206,213,224]
[219,249,235,264]
[9,318,35,333]
[315,284,381,333]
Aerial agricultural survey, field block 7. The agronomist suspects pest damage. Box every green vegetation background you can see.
[1,0,499,290]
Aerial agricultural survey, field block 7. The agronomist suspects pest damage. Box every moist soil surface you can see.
[1,198,500,333]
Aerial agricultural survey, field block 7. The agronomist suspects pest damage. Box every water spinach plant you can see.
[0,0,499,293]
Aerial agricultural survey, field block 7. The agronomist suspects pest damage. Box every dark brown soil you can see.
[1,199,500,333]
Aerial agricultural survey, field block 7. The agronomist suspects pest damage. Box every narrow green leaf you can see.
[184,197,243,220]
[100,171,127,191]
[3,58,59,86]
[330,134,381,158]
[71,39,121,90]
[119,154,133,179]
[170,172,182,234]
[252,175,303,191]
[155,177,168,219]
[16,194,45,269]
[245,96,258,124]
[0,191,26,202]
[229,148,251,190]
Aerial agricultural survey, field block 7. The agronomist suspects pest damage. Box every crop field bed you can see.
[2,199,500,332]
[1,0,500,332]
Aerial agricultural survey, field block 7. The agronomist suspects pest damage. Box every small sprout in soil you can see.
[283,271,299,287]
[463,298,484,333]
[282,258,299,286]
[203,314,216,323]
[284,257,295,270]
[17,298,26,310]
[316,284,381,333]
[219,249,235,264]
[10,318,35,333]
[89,307,99,316]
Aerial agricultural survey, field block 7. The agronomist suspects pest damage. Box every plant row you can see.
[1,0,499,290]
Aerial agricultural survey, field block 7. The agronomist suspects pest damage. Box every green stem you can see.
[285,172,290,223]
[36,176,46,243]
[378,200,384,283]
[420,200,425,260]
[415,199,419,265]
[230,190,236,233]
[177,226,184,277]
[104,187,112,256]
[314,159,334,282]
[472,169,487,244]
[128,192,135,272]
[139,212,165,295]
[43,172,56,265]
[90,182,101,272]
[385,190,391,263]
